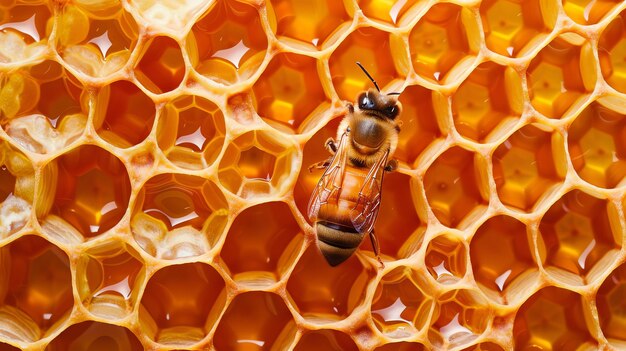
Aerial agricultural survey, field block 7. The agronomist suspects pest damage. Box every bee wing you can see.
[350,149,388,234]
[307,130,350,222]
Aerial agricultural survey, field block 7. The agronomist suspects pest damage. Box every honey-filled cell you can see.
[357,0,426,27]
[213,292,296,351]
[425,234,467,285]
[597,262,626,346]
[56,4,138,78]
[131,173,228,259]
[409,3,478,84]
[513,287,597,350]
[1,60,88,154]
[0,2,51,63]
[599,10,626,93]
[0,142,33,236]
[563,0,622,25]
[45,321,143,351]
[374,342,427,351]
[187,0,267,85]
[0,235,73,343]
[371,267,433,339]
[134,36,185,94]
[294,329,357,351]
[139,263,225,346]
[156,95,226,170]
[480,0,557,57]
[252,53,329,133]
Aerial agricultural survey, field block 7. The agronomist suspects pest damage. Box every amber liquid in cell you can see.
[45,321,143,351]
[563,0,621,24]
[85,251,142,305]
[238,147,276,181]
[0,5,50,45]
[135,36,185,94]
[0,165,15,201]
[372,276,430,336]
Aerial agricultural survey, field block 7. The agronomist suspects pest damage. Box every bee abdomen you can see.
[316,221,365,266]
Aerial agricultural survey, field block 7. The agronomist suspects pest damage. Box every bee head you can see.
[356,90,401,120]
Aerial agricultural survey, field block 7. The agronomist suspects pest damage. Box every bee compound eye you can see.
[360,95,369,109]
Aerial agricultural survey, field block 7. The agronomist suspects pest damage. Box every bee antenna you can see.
[387,92,401,96]
[356,62,380,92]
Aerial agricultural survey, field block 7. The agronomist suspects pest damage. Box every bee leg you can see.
[369,230,385,269]
[308,157,332,173]
[384,159,398,172]
[325,138,338,155]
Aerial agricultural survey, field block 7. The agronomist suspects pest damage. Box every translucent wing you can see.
[307,130,350,222]
[350,149,388,234]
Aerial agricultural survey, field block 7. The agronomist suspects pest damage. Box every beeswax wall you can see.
[0,0,626,350]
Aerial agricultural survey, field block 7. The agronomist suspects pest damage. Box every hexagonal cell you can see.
[252,53,329,133]
[357,0,427,27]
[371,267,434,339]
[218,130,296,199]
[76,241,145,320]
[294,329,357,351]
[0,142,33,236]
[329,27,403,100]
[480,0,557,57]
[395,85,442,165]
[0,2,51,63]
[134,36,185,94]
[460,342,506,351]
[429,289,491,349]
[424,146,488,228]
[597,262,626,346]
[470,215,539,305]
[214,292,296,351]
[93,80,156,148]
[187,0,267,85]
[268,0,350,49]
[131,173,228,260]
[128,0,206,33]
[425,234,467,285]
[527,34,595,119]
[1,60,88,154]
[569,101,626,188]
[513,287,597,349]
[221,201,303,286]
[409,3,479,84]
[156,95,226,170]
[0,235,73,343]
[41,145,130,241]
[451,62,523,142]
[287,246,376,323]
[538,190,621,284]
[56,4,138,78]
[374,342,426,351]
[45,321,142,351]
[599,10,626,93]
[493,125,564,212]
[139,263,226,346]
[563,0,621,25]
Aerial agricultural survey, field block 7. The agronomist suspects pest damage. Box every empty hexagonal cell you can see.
[329,27,403,100]
[56,4,138,77]
[218,130,296,198]
[268,0,350,49]
[424,146,488,228]
[409,3,479,84]
[134,36,185,94]
[45,321,142,351]
[599,10,626,93]
[0,2,51,63]
[131,173,228,259]
[357,0,427,27]
[0,235,73,343]
[76,241,145,320]
[425,234,467,285]
[568,100,626,188]
[371,267,434,339]
[156,95,226,170]
[470,215,539,305]
[395,85,442,165]
[563,0,621,25]
[527,34,595,119]
[41,145,130,241]
[139,263,226,346]
[214,292,296,351]
[429,289,491,349]
[187,0,267,85]
[1,60,88,154]
[493,125,565,212]
[513,287,597,349]
[221,201,303,285]
[597,262,626,346]
[460,342,505,351]
[451,62,523,142]
[287,246,375,323]
[252,53,329,132]
[538,190,621,284]
[0,142,33,236]
[480,0,557,57]
[294,329,357,351]
[93,80,156,148]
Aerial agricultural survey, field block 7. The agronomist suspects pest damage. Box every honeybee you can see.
[308,62,401,267]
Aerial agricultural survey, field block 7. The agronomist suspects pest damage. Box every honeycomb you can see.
[0,0,626,349]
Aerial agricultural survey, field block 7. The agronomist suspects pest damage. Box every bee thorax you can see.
[353,118,385,148]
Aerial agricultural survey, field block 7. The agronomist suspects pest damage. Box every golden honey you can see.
[0,0,625,350]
